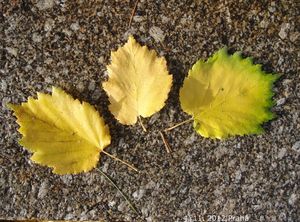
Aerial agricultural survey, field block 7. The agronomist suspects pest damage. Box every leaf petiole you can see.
[159,131,171,153]
[164,118,193,132]
[102,150,139,172]
[96,168,139,215]
[137,116,147,132]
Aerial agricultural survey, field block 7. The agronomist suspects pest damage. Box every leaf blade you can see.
[180,48,279,139]
[103,36,172,125]
[9,87,111,174]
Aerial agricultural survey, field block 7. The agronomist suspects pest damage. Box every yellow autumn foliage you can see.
[103,36,172,125]
[9,87,111,174]
[180,48,279,139]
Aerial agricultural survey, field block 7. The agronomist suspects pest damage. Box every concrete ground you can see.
[0,0,299,221]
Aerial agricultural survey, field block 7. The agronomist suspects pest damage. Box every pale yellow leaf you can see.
[103,36,172,125]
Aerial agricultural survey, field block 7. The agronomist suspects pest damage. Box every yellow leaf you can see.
[8,87,111,174]
[180,48,279,139]
[103,36,172,125]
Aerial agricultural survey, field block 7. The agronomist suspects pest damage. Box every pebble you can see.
[44,18,55,32]
[291,141,300,152]
[277,148,287,159]
[32,33,42,43]
[149,26,165,43]
[279,23,290,39]
[77,82,85,93]
[36,0,55,11]
[6,47,18,57]
[88,81,96,91]
[184,133,197,145]
[108,200,116,207]
[288,193,297,205]
[132,189,145,201]
[117,201,127,212]
[37,180,49,199]
[70,22,80,31]
[1,80,8,92]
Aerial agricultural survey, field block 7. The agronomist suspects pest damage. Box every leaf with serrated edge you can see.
[8,87,111,174]
[180,48,279,139]
[103,35,172,125]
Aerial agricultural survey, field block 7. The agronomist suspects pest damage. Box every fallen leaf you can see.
[180,48,279,139]
[103,35,172,125]
[9,87,111,174]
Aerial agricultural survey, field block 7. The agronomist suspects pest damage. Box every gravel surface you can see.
[0,0,299,221]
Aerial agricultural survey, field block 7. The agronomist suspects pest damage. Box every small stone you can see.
[36,0,55,10]
[141,206,150,216]
[146,216,153,222]
[235,170,242,182]
[117,201,127,211]
[61,175,73,185]
[98,56,104,64]
[278,23,290,39]
[2,97,10,108]
[44,18,55,32]
[65,213,74,220]
[37,180,49,198]
[44,58,53,65]
[133,16,145,22]
[62,29,72,37]
[132,189,145,201]
[32,33,42,43]
[288,193,297,205]
[149,26,165,43]
[291,141,300,152]
[1,80,8,92]
[259,20,269,28]
[276,98,286,106]
[88,81,96,91]
[108,200,116,207]
[91,89,101,100]
[161,15,171,23]
[6,47,18,57]
[184,133,197,145]
[77,82,85,93]
[70,22,80,31]
[277,148,287,159]
[289,32,300,42]
[215,146,227,159]
[44,77,53,84]
[268,6,276,13]
[149,112,160,124]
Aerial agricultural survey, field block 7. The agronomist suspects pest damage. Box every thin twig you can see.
[164,118,193,132]
[103,150,139,172]
[96,168,139,215]
[128,0,139,27]
[138,116,147,132]
[159,131,171,153]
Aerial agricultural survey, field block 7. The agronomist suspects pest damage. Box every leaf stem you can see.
[138,116,147,132]
[103,150,139,172]
[128,0,139,27]
[164,118,193,132]
[159,131,171,153]
[96,168,139,215]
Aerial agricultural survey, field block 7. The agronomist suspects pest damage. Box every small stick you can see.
[129,0,139,27]
[96,168,139,215]
[138,116,147,132]
[159,131,171,153]
[103,150,139,172]
[164,118,194,132]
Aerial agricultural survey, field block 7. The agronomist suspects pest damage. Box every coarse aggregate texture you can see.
[0,0,299,221]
